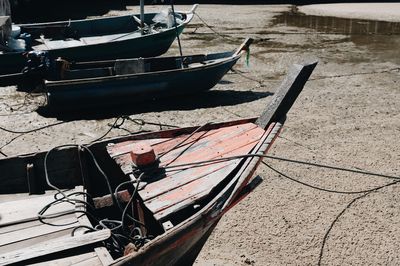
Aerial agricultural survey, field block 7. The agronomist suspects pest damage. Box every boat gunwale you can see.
[29,13,192,53]
[43,50,240,86]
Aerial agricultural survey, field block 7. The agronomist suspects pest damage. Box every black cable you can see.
[0,120,66,134]
[194,13,235,41]
[125,116,180,129]
[90,116,125,143]
[121,173,144,233]
[264,155,400,181]
[114,179,145,227]
[71,225,96,236]
[0,134,23,156]
[91,116,180,144]
[230,68,264,86]
[157,122,211,161]
[263,162,398,194]
[317,181,400,266]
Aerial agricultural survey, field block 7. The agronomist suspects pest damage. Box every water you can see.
[272,10,400,65]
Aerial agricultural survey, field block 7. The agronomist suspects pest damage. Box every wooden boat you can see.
[0,60,317,265]
[0,5,197,76]
[41,38,253,111]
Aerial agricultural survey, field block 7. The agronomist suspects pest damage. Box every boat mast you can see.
[140,0,145,35]
[170,1,184,68]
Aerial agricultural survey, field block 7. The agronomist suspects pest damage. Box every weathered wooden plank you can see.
[0,188,81,227]
[94,247,114,266]
[29,252,99,266]
[255,60,317,128]
[144,140,262,221]
[107,122,265,222]
[0,213,77,235]
[113,123,259,175]
[148,162,239,220]
[157,123,259,165]
[111,128,223,175]
[224,122,282,210]
[93,190,131,209]
[0,228,73,255]
[140,160,234,201]
[74,257,104,266]
[0,229,111,265]
[140,136,262,202]
[159,125,263,167]
[107,138,167,158]
[0,217,77,247]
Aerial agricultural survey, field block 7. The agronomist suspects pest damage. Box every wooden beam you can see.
[255,60,318,129]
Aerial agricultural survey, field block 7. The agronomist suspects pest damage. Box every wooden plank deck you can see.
[107,122,266,222]
[0,187,113,266]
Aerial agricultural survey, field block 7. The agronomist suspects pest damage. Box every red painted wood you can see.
[107,122,266,222]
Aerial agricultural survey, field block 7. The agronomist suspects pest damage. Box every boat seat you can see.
[114,58,146,75]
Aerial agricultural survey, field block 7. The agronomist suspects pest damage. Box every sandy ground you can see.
[1,4,400,266]
[299,3,400,22]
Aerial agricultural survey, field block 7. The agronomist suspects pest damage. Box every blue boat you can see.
[0,5,197,75]
[41,38,254,111]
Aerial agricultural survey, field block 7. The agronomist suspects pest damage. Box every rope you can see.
[194,13,235,41]
[157,122,211,161]
[0,121,66,134]
[91,116,180,143]
[264,155,400,181]
[317,181,400,266]
[263,162,399,194]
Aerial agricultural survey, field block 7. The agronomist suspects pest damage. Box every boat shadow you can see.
[38,89,273,121]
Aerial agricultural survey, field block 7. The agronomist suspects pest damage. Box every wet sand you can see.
[1,4,400,265]
[299,3,400,22]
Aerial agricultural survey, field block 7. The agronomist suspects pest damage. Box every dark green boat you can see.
[41,38,253,111]
[0,5,197,75]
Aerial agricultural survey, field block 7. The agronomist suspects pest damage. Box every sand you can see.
[1,4,399,265]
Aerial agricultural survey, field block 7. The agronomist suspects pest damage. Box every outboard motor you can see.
[19,51,50,91]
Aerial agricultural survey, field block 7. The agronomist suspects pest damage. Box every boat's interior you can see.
[12,12,187,51]
[47,51,234,81]
[0,119,272,265]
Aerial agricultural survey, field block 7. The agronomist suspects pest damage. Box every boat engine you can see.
[19,50,50,91]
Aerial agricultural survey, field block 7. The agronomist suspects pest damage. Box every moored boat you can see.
[0,4,197,75]
[43,38,253,111]
[0,60,317,265]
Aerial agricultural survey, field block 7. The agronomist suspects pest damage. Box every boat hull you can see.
[45,56,239,111]
[0,12,190,75]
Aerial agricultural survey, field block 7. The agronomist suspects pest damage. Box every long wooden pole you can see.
[140,0,144,35]
[170,1,184,68]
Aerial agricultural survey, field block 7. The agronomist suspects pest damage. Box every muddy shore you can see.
[1,4,399,265]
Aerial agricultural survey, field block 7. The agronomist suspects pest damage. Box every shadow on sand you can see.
[37,89,272,121]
